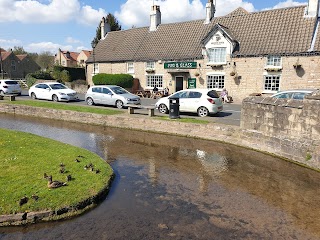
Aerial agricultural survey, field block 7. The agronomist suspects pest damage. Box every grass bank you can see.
[0,128,113,219]
[6,100,123,115]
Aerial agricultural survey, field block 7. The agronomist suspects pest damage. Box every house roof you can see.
[0,51,12,61]
[90,5,319,63]
[81,50,92,58]
[16,54,27,61]
[61,51,79,61]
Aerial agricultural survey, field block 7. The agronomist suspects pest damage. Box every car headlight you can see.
[59,92,67,95]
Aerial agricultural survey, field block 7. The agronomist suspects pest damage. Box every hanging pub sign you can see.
[164,61,197,69]
[188,78,196,89]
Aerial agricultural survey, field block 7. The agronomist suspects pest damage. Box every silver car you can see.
[270,89,317,100]
[85,85,141,109]
[0,80,22,95]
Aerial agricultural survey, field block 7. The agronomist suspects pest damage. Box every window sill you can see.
[264,66,282,72]
[206,63,226,67]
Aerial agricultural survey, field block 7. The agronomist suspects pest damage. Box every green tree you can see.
[91,13,122,47]
[36,51,54,70]
[12,46,27,55]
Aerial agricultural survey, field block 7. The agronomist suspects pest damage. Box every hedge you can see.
[92,74,134,88]
[53,66,85,81]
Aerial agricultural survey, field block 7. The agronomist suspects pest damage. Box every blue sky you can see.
[0,0,307,54]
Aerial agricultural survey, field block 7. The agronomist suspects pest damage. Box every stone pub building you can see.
[86,0,320,102]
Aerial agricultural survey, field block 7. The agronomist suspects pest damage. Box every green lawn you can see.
[5,100,123,115]
[0,128,113,216]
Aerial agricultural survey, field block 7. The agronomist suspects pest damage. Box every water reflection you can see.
[0,113,319,239]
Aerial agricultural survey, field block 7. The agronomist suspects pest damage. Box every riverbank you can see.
[0,128,114,226]
[0,101,319,172]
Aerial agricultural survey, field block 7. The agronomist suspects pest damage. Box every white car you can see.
[85,85,141,109]
[29,82,78,102]
[155,89,223,117]
[270,89,317,100]
[0,79,22,95]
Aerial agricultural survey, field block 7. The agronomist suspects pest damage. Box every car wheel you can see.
[52,94,59,102]
[158,104,168,114]
[31,92,37,99]
[197,107,209,117]
[86,97,94,106]
[116,100,124,109]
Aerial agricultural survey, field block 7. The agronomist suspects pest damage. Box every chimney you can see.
[306,0,320,17]
[204,0,215,24]
[150,5,161,31]
[100,17,111,40]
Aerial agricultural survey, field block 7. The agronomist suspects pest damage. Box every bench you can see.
[127,104,156,117]
[0,95,16,101]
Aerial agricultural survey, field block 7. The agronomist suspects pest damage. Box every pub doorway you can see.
[175,76,184,92]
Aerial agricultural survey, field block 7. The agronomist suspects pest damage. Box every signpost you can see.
[188,78,196,89]
[164,61,197,69]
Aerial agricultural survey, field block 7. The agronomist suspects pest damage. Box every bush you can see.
[25,73,37,88]
[93,74,134,88]
[52,66,85,81]
[60,70,71,82]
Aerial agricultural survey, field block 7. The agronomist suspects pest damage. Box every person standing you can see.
[220,88,230,103]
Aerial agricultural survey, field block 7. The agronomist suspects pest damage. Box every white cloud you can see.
[0,0,106,26]
[262,0,307,10]
[0,38,22,50]
[66,37,81,44]
[26,42,72,54]
[115,0,256,29]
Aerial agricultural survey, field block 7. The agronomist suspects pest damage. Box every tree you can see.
[12,46,27,55]
[36,51,54,70]
[91,13,122,47]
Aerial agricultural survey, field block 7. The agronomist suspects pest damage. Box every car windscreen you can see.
[207,90,219,98]
[5,81,19,85]
[49,84,67,90]
[110,87,127,94]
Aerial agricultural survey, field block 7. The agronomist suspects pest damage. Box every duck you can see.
[95,169,100,174]
[43,173,48,179]
[47,175,67,189]
[59,167,65,174]
[66,174,72,181]
[19,195,29,206]
[75,158,80,163]
[77,155,85,158]
[31,194,39,201]
[59,163,65,167]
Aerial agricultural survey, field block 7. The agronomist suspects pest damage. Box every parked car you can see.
[29,82,78,102]
[85,85,141,109]
[0,79,22,95]
[155,89,223,117]
[270,89,317,100]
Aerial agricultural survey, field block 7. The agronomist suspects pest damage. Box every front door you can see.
[175,76,184,92]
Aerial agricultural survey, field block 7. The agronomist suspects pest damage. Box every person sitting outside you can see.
[164,87,169,96]
[151,86,159,99]
[220,88,230,103]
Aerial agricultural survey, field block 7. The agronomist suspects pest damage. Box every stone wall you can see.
[241,95,320,169]
[1,101,319,170]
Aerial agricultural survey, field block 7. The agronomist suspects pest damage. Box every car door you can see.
[184,91,201,112]
[90,87,103,104]
[101,87,114,105]
[36,84,50,99]
[174,91,189,112]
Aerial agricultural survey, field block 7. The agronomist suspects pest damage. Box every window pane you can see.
[147,75,163,88]
[146,62,155,69]
[264,75,280,91]
[208,48,226,63]
[207,75,225,89]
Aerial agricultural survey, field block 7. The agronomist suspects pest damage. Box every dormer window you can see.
[207,48,226,66]
[265,55,282,71]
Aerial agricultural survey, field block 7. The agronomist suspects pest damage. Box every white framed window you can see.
[147,75,163,88]
[93,63,99,75]
[145,61,155,69]
[207,48,226,64]
[207,75,225,89]
[127,62,134,73]
[266,56,281,67]
[264,74,280,92]
[11,60,16,71]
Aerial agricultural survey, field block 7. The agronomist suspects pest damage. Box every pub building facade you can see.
[86,0,320,102]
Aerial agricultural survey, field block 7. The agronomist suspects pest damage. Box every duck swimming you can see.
[47,175,67,189]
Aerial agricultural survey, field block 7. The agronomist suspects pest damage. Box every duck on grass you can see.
[0,128,114,225]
